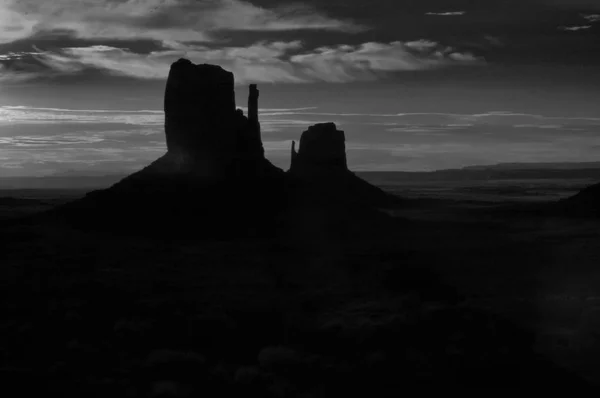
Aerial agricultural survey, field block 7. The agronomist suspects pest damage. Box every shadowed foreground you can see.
[2,201,598,395]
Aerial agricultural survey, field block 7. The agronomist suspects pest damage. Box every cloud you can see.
[0,4,38,44]
[2,39,484,84]
[484,36,504,47]
[0,0,365,45]
[289,41,484,82]
[1,105,162,113]
[0,51,44,60]
[253,110,600,126]
[196,1,366,32]
[0,146,161,177]
[514,124,562,129]
[0,118,167,176]
[0,105,164,125]
[284,41,483,82]
[0,63,40,83]
[583,14,600,22]
[15,42,305,82]
[425,11,466,16]
[560,25,592,31]
[386,126,464,134]
[241,107,318,115]
[34,45,172,78]
[0,105,317,122]
[0,134,105,147]
[403,39,439,51]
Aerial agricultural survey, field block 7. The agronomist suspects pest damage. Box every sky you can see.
[1,0,600,176]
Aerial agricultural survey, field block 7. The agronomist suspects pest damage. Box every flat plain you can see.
[1,173,599,394]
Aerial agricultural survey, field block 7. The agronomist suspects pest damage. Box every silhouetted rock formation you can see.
[162,59,275,178]
[165,60,235,160]
[288,122,399,208]
[247,84,263,157]
[44,59,405,238]
[53,59,285,237]
[290,122,347,173]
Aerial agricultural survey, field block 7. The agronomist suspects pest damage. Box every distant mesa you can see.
[46,59,398,237]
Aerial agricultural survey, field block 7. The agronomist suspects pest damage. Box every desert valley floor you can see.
[1,174,600,395]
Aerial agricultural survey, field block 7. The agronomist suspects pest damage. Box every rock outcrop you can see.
[48,59,402,237]
[290,122,347,174]
[164,60,236,161]
[288,122,399,208]
[54,59,285,237]
[162,59,275,178]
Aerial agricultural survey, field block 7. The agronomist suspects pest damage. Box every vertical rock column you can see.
[247,84,264,156]
[249,84,259,126]
[164,59,238,174]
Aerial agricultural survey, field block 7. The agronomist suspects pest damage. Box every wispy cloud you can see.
[0,64,40,83]
[425,11,466,16]
[0,134,105,147]
[0,51,44,60]
[513,124,562,129]
[202,1,366,32]
[0,105,319,124]
[0,146,162,176]
[0,117,166,176]
[0,4,38,44]
[559,25,592,31]
[582,14,600,22]
[1,0,365,45]
[240,107,318,115]
[1,105,162,113]
[0,105,164,125]
[3,39,483,84]
[253,110,600,126]
[289,41,483,82]
[4,105,600,176]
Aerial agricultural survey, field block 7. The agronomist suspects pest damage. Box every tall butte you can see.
[164,60,237,165]
[162,59,276,178]
[54,59,285,237]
